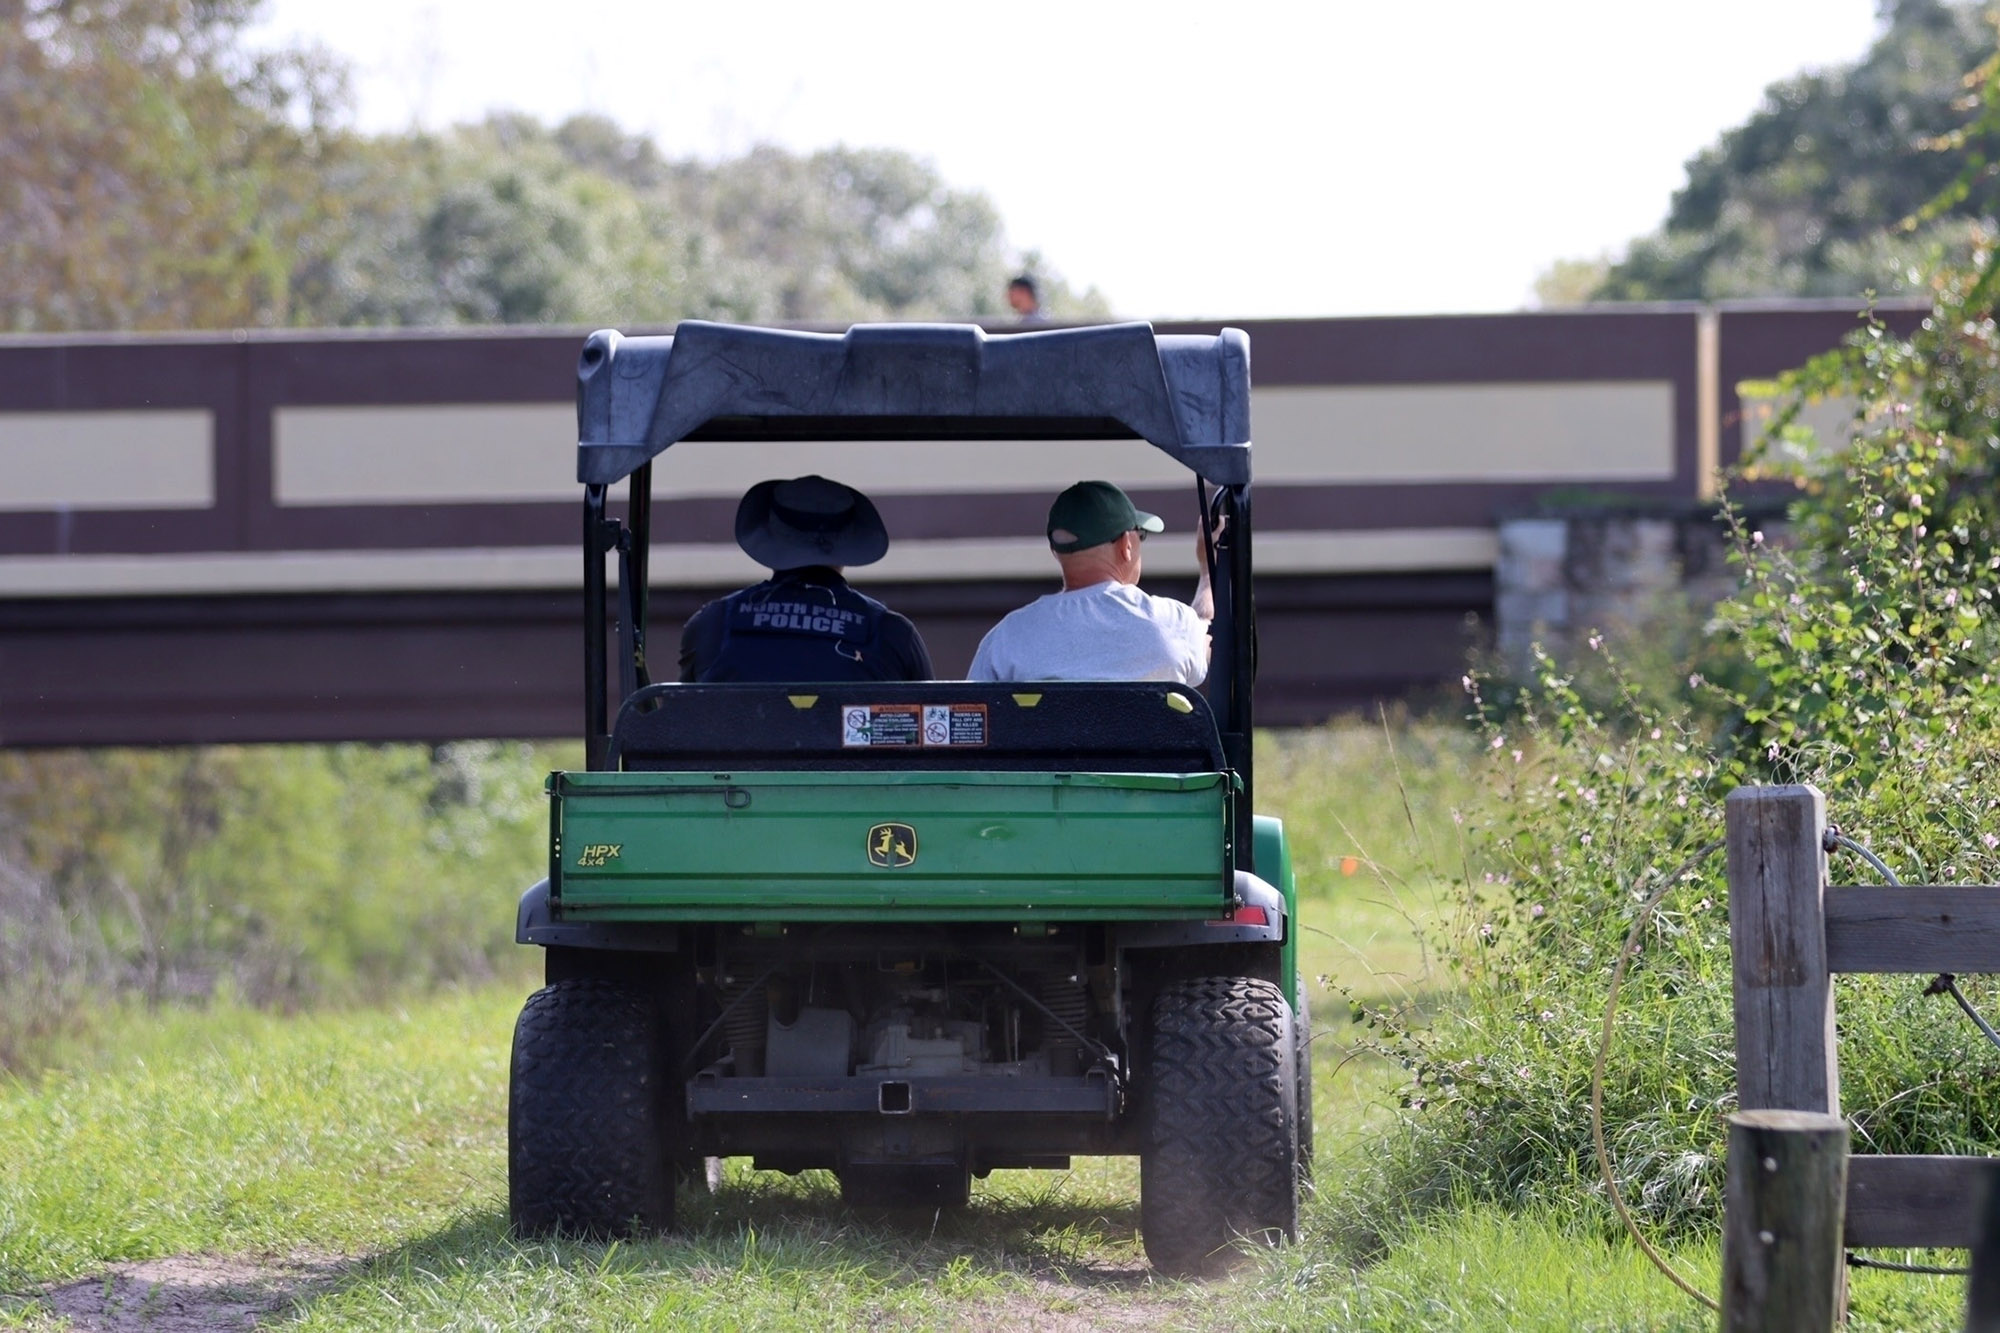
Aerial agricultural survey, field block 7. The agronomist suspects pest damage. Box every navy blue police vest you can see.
[696,574,893,682]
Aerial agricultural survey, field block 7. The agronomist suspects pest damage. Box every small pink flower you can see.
[1530,904,1546,919]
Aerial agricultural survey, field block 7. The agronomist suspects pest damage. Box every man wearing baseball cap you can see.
[679,475,933,682]
[967,480,1212,684]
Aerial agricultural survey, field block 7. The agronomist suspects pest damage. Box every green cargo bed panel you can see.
[551,770,1230,920]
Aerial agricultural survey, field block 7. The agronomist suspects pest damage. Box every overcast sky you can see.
[253,0,1886,320]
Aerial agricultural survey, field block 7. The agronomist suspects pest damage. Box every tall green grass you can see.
[0,718,1971,1329]
[0,990,513,1287]
[0,742,566,1069]
[0,951,1959,1329]
[1325,244,2000,1261]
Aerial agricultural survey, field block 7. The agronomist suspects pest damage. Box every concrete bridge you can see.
[0,305,1902,746]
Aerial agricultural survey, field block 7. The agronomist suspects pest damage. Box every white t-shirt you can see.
[966,580,1209,685]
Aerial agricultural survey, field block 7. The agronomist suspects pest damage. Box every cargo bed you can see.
[549,768,1231,921]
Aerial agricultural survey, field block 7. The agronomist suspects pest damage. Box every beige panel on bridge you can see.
[1737,393,1860,460]
[0,410,214,510]
[271,380,1677,505]
[274,404,627,503]
[1253,382,1676,483]
[272,403,1188,504]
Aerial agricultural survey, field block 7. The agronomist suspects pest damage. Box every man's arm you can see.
[966,625,1004,681]
[1190,522,1217,622]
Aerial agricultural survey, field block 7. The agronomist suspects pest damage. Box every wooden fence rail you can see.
[1728,784,2000,1251]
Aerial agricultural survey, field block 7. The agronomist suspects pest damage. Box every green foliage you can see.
[296,117,1108,329]
[0,746,1966,1328]
[0,976,1960,1329]
[1257,716,1484,896]
[3,5,1107,332]
[0,989,513,1287]
[299,119,699,328]
[1333,655,1735,1240]
[1351,62,2000,1259]
[1724,306,2000,793]
[1577,0,1998,301]
[0,742,558,1068]
[0,0,351,330]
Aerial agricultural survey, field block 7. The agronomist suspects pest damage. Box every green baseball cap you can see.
[1046,480,1165,553]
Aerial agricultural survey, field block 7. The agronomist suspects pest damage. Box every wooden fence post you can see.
[1966,1161,2000,1331]
[1721,1109,1849,1332]
[1727,785,1836,1115]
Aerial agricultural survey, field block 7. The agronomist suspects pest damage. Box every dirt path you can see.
[38,1254,348,1332]
[966,1273,1196,1331]
[33,1251,1199,1331]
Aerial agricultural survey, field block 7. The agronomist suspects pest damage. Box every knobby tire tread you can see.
[1296,981,1316,1192]
[508,978,673,1238]
[1140,975,1300,1276]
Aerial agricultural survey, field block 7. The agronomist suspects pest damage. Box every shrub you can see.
[1343,111,2000,1244]
[0,741,565,1068]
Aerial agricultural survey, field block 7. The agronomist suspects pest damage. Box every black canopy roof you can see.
[574,320,1253,486]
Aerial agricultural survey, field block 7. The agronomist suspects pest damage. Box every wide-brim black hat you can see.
[735,475,890,569]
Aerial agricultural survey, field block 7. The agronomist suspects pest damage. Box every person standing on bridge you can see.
[1006,274,1045,324]
[679,475,934,683]
[967,480,1212,685]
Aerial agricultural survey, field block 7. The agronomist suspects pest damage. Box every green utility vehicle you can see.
[509,321,1309,1275]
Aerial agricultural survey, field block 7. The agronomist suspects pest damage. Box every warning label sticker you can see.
[842,703,989,747]
[923,703,988,747]
[843,704,921,747]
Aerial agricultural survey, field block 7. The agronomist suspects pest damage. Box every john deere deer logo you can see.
[867,822,917,868]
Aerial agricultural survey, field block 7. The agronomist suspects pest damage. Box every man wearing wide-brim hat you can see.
[679,475,933,682]
[967,479,1212,685]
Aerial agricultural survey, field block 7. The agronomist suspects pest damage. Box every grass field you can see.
[0,940,1756,1332]
[0,724,1968,1330]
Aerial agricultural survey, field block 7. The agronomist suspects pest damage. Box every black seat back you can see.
[611,681,1226,774]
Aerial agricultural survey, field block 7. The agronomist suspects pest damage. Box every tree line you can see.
[0,0,1105,334]
[1541,0,2000,305]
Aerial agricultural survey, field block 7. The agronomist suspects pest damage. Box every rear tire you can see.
[1140,975,1300,1276]
[509,978,674,1237]
[1296,981,1316,1193]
